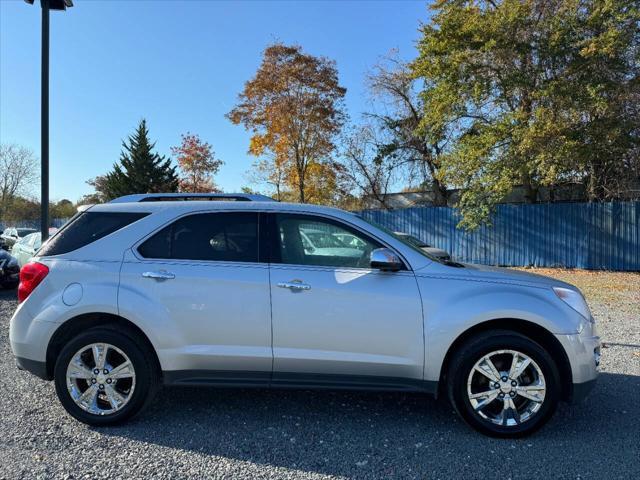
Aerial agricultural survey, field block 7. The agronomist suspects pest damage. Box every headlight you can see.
[553,287,592,321]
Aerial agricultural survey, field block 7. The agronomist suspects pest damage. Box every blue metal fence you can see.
[0,218,69,232]
[360,201,640,271]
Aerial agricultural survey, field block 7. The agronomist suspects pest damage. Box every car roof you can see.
[109,193,275,203]
[87,200,354,218]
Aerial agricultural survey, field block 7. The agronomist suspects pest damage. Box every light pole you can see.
[24,0,73,241]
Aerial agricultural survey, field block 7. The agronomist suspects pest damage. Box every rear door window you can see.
[38,212,148,256]
[138,212,260,263]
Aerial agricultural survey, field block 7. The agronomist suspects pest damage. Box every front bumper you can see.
[571,378,597,404]
[555,326,601,404]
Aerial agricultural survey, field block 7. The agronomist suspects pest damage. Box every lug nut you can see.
[98,384,105,390]
[106,378,113,384]
[93,369,100,375]
[91,378,97,384]
[501,376,508,382]
[509,391,516,397]
[103,369,109,375]
[493,382,500,389]
[499,392,505,398]
[511,380,517,387]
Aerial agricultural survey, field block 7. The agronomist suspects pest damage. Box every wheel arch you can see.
[438,318,573,401]
[45,312,161,381]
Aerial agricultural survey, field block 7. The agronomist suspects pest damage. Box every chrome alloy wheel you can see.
[66,343,136,416]
[467,349,546,426]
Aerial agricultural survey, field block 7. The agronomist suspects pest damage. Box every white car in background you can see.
[299,229,362,259]
[337,231,453,262]
[11,229,58,268]
[12,232,41,268]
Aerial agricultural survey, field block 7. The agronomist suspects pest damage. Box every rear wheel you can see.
[447,330,561,437]
[54,327,159,425]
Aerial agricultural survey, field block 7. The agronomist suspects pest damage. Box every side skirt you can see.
[162,370,438,395]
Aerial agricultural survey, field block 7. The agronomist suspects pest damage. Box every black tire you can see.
[54,327,160,426]
[447,329,561,438]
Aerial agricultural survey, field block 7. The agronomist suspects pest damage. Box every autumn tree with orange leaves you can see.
[171,133,223,193]
[227,43,347,203]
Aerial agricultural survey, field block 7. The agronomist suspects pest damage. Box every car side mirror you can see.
[370,248,403,271]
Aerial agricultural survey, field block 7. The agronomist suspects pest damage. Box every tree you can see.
[171,133,223,193]
[0,144,38,219]
[412,0,640,228]
[245,153,288,201]
[366,52,450,205]
[3,196,40,222]
[94,119,178,201]
[341,124,400,210]
[84,175,110,203]
[228,43,347,203]
[77,192,104,206]
[50,199,76,219]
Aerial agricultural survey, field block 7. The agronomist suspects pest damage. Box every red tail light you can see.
[18,262,49,303]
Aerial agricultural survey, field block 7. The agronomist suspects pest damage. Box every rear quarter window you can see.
[38,212,148,256]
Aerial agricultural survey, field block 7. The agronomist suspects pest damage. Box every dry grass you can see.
[513,268,640,308]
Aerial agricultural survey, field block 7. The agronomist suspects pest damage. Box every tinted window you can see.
[39,212,148,256]
[274,214,381,268]
[138,212,259,263]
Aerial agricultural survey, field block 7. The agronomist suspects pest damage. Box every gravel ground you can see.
[1,270,639,480]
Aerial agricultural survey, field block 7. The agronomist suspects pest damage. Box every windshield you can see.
[17,228,37,237]
[357,215,456,265]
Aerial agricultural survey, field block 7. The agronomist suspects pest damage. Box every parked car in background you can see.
[393,232,452,261]
[299,228,362,259]
[11,232,41,268]
[11,229,58,267]
[0,248,20,289]
[0,227,37,250]
[9,193,600,437]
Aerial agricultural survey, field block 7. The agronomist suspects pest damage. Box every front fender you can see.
[416,276,583,382]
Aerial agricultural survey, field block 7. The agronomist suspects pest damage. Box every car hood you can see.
[423,247,450,258]
[417,262,576,290]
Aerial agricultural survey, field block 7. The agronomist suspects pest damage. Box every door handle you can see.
[277,280,311,291]
[142,270,175,280]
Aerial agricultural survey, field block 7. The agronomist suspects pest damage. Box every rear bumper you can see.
[15,356,50,380]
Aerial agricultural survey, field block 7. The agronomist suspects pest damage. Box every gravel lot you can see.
[1,270,639,480]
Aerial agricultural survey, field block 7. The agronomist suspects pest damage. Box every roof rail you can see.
[109,193,275,203]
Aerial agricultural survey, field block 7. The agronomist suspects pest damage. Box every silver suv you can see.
[10,193,600,437]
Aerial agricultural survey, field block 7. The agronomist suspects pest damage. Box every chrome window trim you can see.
[131,208,412,271]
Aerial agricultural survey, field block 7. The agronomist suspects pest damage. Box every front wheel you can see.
[54,327,159,425]
[447,330,561,437]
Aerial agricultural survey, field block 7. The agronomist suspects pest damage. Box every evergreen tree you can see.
[101,119,178,200]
